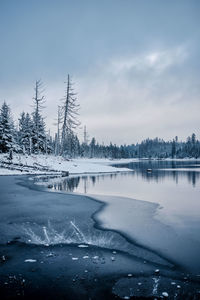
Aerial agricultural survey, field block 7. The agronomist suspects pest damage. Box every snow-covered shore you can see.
[0,154,132,176]
[0,154,198,176]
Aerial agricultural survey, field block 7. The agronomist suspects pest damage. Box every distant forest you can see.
[0,77,200,159]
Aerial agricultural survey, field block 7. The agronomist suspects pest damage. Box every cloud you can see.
[75,45,199,144]
[109,46,188,75]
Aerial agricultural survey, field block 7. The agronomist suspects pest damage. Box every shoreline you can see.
[0,154,200,176]
[0,155,132,176]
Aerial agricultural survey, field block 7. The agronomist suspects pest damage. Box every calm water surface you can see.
[50,159,200,228]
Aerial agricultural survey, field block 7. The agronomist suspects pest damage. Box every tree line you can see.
[0,77,200,159]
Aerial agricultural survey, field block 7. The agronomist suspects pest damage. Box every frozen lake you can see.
[47,159,200,272]
[1,162,200,298]
[50,159,200,227]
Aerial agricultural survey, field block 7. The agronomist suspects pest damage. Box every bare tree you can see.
[32,80,46,153]
[60,75,80,156]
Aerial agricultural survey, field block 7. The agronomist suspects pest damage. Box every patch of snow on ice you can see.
[78,244,89,248]
[162,292,169,297]
[24,259,37,263]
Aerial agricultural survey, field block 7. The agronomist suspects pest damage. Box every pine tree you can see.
[0,101,16,153]
[18,112,33,154]
[90,137,96,158]
[171,139,176,158]
[82,125,89,157]
[54,106,62,155]
[191,133,196,145]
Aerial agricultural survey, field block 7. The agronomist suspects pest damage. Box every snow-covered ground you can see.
[0,154,132,176]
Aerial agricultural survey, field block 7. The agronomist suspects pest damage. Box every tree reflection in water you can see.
[53,176,80,192]
[50,160,200,193]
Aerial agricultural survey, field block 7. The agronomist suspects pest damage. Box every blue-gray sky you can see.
[0,0,200,144]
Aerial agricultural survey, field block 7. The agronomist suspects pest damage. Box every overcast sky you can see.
[0,0,200,144]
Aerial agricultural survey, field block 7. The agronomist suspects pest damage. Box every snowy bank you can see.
[0,154,132,176]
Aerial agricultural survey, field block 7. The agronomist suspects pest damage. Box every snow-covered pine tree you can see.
[74,134,80,157]
[0,101,18,153]
[18,112,33,154]
[82,125,90,157]
[66,129,80,158]
[45,129,53,154]
[171,139,176,158]
[32,113,46,153]
[90,137,96,158]
[60,75,80,157]
[54,106,62,156]
[31,80,47,154]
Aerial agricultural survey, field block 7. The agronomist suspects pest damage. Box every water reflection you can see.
[52,176,81,192]
[51,173,122,193]
[49,160,200,193]
[115,160,200,187]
